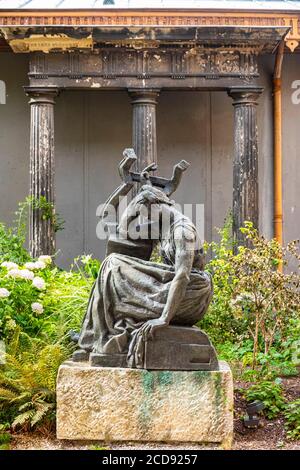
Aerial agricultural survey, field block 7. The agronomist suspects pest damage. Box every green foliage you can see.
[0,195,65,266]
[0,256,94,345]
[17,196,65,234]
[42,260,95,339]
[256,348,299,380]
[1,202,300,438]
[283,317,300,367]
[0,267,46,338]
[216,340,299,383]
[200,216,244,344]
[231,222,300,367]
[244,380,285,419]
[0,423,11,449]
[0,222,30,265]
[284,399,300,439]
[0,202,98,431]
[0,257,95,430]
[78,255,101,281]
[201,218,300,370]
[0,328,69,431]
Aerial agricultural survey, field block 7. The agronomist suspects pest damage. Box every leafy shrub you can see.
[42,259,95,340]
[79,254,101,281]
[0,195,65,265]
[16,196,65,235]
[231,223,300,367]
[284,399,300,439]
[0,201,98,430]
[1,202,300,435]
[256,348,299,379]
[244,380,285,419]
[0,260,49,338]
[200,216,245,344]
[0,424,11,450]
[201,219,300,370]
[0,223,30,265]
[0,328,69,431]
[0,255,95,344]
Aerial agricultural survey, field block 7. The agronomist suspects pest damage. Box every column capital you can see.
[24,86,59,105]
[228,86,264,106]
[128,89,160,106]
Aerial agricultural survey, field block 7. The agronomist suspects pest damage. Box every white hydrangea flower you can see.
[0,288,10,298]
[33,260,46,270]
[31,302,44,314]
[32,277,46,290]
[1,261,18,270]
[6,269,21,279]
[7,268,34,280]
[24,260,47,270]
[19,269,35,280]
[38,255,52,266]
[24,262,37,270]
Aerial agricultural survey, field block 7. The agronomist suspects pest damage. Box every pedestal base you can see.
[72,326,219,371]
[56,361,233,448]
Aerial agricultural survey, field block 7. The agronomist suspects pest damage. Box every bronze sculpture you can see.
[73,149,218,370]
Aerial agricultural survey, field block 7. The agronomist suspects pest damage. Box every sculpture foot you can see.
[90,353,127,368]
[72,349,90,362]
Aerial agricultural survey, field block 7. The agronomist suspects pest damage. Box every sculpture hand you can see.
[141,318,168,340]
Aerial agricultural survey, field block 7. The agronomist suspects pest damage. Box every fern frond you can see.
[0,387,18,401]
[18,401,33,412]
[12,409,34,429]
[31,403,54,427]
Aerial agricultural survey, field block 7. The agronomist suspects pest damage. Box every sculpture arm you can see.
[159,227,195,324]
[140,226,195,339]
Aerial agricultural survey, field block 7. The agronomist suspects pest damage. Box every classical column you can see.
[129,89,160,171]
[228,87,263,246]
[25,87,59,258]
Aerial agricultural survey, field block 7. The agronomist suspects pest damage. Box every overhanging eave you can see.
[0,25,290,53]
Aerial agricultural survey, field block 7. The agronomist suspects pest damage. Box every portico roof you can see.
[1,1,300,12]
[0,1,298,52]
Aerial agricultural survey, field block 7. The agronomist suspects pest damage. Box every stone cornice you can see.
[0,10,299,51]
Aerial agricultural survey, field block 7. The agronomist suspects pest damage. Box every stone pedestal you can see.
[56,361,233,449]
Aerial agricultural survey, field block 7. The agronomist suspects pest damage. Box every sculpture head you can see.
[135,184,174,208]
[104,150,190,260]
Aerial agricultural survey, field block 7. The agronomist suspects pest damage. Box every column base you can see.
[56,361,233,449]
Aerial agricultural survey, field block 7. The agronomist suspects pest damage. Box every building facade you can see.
[0,1,299,266]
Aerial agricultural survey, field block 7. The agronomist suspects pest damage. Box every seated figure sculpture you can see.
[73,149,218,371]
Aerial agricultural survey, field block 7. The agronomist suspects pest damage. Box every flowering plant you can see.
[0,256,51,338]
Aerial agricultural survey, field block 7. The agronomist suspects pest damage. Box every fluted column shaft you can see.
[129,89,160,171]
[25,87,58,258]
[228,87,263,246]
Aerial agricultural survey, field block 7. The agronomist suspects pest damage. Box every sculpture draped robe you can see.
[78,219,212,367]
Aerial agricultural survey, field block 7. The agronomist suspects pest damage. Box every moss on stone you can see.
[192,370,209,387]
[157,371,173,387]
[141,371,155,396]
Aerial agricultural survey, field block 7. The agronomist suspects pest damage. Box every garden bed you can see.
[1,210,299,451]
